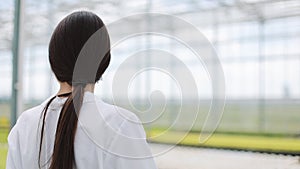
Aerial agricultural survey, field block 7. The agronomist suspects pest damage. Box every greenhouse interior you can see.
[0,0,300,169]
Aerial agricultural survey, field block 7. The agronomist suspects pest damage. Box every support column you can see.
[11,0,24,128]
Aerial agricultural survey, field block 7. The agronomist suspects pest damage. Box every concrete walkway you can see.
[150,144,300,169]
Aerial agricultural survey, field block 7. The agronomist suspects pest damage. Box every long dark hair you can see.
[39,11,110,169]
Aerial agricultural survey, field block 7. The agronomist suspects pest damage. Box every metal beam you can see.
[11,0,23,128]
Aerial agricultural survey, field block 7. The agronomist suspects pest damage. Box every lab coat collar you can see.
[41,91,99,110]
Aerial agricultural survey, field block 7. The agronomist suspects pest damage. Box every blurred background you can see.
[0,0,300,168]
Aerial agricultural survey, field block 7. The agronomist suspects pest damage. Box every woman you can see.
[6,11,157,169]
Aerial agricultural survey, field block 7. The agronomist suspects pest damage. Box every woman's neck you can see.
[57,82,94,96]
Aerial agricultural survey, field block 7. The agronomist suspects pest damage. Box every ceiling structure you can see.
[0,0,299,51]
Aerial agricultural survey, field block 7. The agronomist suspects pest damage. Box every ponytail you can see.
[39,84,86,169]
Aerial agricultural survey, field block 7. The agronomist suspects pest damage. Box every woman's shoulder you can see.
[9,95,59,139]
[82,93,140,128]
[78,94,145,146]
[13,103,45,128]
[7,103,45,149]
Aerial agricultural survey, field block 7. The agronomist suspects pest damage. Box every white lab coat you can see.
[6,91,157,169]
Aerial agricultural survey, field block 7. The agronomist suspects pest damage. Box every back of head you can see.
[49,11,110,85]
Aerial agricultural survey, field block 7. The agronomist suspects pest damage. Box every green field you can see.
[147,129,300,154]
[0,128,8,169]
[0,146,7,169]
